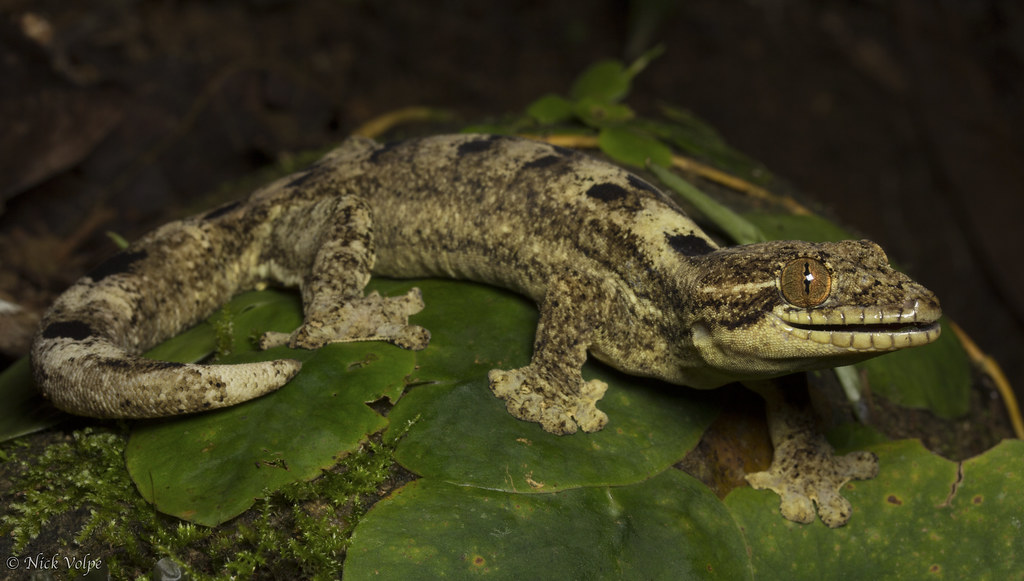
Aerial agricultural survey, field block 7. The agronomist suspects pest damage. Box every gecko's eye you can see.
[780,258,831,308]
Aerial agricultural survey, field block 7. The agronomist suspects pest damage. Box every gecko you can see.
[31,134,941,527]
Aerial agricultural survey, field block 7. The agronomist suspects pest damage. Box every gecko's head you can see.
[683,239,941,386]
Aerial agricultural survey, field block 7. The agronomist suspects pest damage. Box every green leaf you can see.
[390,372,718,492]
[381,279,536,385]
[741,212,856,243]
[653,105,734,152]
[953,439,1024,570]
[573,98,635,127]
[567,46,664,105]
[598,125,672,168]
[624,43,666,78]
[105,230,131,250]
[142,318,217,364]
[143,289,303,363]
[526,94,575,125]
[215,289,306,355]
[125,341,414,526]
[648,107,773,186]
[725,439,1024,579]
[345,470,753,580]
[124,285,416,527]
[0,357,65,442]
[649,163,766,244]
[857,319,971,418]
[569,60,633,103]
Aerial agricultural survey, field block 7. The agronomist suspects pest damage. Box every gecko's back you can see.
[322,134,717,302]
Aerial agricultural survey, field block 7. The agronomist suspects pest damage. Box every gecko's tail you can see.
[32,334,302,418]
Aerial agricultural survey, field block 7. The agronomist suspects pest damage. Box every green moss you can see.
[0,426,407,579]
[208,302,237,360]
[1,428,154,577]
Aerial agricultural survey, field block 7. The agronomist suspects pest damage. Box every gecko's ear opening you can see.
[779,258,831,308]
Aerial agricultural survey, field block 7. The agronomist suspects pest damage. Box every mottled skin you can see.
[31,134,941,527]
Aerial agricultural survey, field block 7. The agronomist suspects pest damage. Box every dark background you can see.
[2,1,1021,402]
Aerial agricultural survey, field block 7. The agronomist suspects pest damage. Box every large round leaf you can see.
[345,469,752,580]
[724,439,1024,578]
[126,341,415,526]
[125,287,416,527]
[374,278,537,384]
[390,372,717,492]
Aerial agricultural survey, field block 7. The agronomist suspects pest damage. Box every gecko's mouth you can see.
[773,306,942,352]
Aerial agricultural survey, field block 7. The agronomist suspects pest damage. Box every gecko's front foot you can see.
[745,434,878,528]
[488,366,608,435]
[260,288,430,351]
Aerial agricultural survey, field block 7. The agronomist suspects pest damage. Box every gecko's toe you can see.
[539,407,578,435]
[401,287,426,315]
[388,324,431,350]
[258,331,291,350]
[573,379,609,432]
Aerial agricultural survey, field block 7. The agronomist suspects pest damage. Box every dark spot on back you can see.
[42,320,95,341]
[627,174,660,196]
[87,250,148,282]
[202,201,242,221]
[523,154,563,169]
[587,182,629,203]
[666,233,715,256]
[456,135,501,155]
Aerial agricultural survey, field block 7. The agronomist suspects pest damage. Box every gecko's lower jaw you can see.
[777,318,941,351]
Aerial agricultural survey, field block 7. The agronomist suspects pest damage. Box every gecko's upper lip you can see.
[772,302,942,351]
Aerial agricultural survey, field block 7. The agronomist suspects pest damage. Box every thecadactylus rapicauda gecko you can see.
[32,134,941,527]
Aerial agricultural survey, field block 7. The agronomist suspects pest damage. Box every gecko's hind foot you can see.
[488,366,608,435]
[259,287,430,351]
[745,442,878,528]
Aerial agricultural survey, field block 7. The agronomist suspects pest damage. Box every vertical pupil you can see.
[802,262,813,294]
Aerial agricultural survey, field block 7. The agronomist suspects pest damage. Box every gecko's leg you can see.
[743,377,878,528]
[488,273,610,435]
[259,195,430,351]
